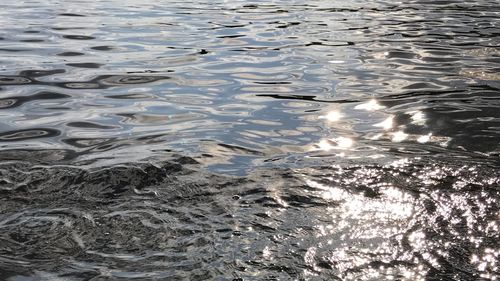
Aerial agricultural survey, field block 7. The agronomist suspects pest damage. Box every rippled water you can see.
[0,0,499,280]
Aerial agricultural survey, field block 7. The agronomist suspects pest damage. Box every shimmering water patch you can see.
[0,158,497,280]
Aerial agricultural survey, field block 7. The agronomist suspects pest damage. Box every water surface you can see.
[0,0,499,280]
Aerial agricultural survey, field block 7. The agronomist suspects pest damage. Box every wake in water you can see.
[0,156,498,280]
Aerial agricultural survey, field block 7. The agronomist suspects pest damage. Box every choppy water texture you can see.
[0,0,499,280]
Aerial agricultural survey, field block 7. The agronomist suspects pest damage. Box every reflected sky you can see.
[0,0,498,172]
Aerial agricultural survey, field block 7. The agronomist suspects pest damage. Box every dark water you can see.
[0,0,499,280]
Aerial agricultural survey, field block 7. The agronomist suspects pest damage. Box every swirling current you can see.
[0,0,499,280]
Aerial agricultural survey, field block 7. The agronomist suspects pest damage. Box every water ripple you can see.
[0,0,499,279]
[0,158,497,280]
